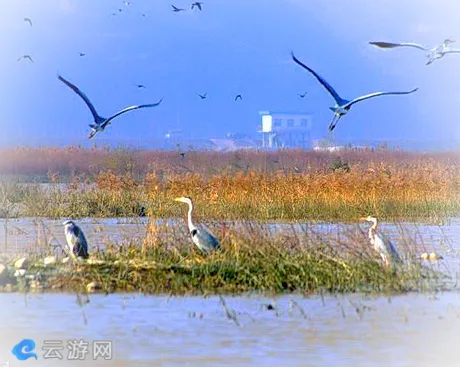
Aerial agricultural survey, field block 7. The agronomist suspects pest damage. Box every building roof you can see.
[258,110,312,116]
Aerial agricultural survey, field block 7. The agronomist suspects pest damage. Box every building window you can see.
[300,118,308,127]
[273,119,282,127]
[287,119,294,127]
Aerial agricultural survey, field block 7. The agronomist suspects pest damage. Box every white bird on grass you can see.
[62,220,89,259]
[174,196,221,253]
[360,216,403,268]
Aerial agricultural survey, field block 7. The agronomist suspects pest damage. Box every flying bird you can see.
[360,216,402,268]
[124,1,131,5]
[191,2,203,10]
[58,74,163,139]
[79,52,86,57]
[234,94,242,101]
[63,220,89,259]
[291,52,418,131]
[175,196,221,253]
[136,84,146,88]
[298,92,307,98]
[198,93,207,99]
[369,39,460,65]
[172,4,185,12]
[23,17,32,26]
[17,55,33,63]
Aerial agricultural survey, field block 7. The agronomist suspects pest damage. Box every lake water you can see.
[1,218,460,366]
[1,292,460,366]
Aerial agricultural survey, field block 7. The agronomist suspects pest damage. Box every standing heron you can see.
[174,196,221,253]
[291,52,418,131]
[360,216,402,267]
[369,39,460,65]
[58,74,163,139]
[62,220,89,259]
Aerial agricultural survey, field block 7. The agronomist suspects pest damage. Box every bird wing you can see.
[291,52,345,105]
[73,226,89,258]
[379,233,403,264]
[235,95,242,101]
[58,74,104,123]
[369,41,428,51]
[444,48,460,54]
[196,3,202,10]
[24,18,32,26]
[102,98,163,128]
[172,5,182,11]
[345,88,418,108]
[25,55,34,63]
[194,225,221,251]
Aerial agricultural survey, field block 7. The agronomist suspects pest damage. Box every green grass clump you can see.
[19,221,437,295]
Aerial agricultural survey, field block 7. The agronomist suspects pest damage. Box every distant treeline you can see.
[1,145,460,182]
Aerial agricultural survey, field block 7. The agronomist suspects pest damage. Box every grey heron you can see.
[62,220,89,259]
[24,17,32,26]
[369,39,460,65]
[172,5,185,12]
[17,55,33,63]
[360,216,402,267]
[235,94,242,101]
[198,93,207,99]
[191,2,203,10]
[174,196,221,253]
[291,52,418,131]
[57,74,163,139]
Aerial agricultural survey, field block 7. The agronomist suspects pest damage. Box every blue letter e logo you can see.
[12,339,38,360]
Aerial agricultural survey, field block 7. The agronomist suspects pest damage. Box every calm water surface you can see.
[1,292,460,366]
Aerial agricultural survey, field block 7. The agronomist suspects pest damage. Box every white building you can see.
[259,111,313,149]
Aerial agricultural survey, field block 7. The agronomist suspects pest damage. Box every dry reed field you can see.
[1,146,459,221]
[0,146,456,293]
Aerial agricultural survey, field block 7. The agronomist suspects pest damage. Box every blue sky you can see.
[0,0,460,147]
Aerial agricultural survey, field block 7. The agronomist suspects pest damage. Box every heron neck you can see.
[371,220,377,231]
[187,202,195,231]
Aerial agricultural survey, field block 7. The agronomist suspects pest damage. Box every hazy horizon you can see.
[1,0,460,148]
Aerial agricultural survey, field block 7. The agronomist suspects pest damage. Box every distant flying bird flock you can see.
[15,3,454,263]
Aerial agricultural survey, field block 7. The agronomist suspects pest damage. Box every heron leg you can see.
[328,114,341,132]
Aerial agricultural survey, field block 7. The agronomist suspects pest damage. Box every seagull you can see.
[369,39,460,65]
[23,17,32,26]
[79,52,86,57]
[191,2,203,10]
[17,55,33,63]
[58,74,163,139]
[198,93,207,99]
[298,92,307,98]
[172,4,185,12]
[291,52,418,131]
[235,94,242,101]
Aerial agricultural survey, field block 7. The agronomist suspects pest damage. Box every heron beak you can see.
[359,217,367,221]
[174,197,183,202]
